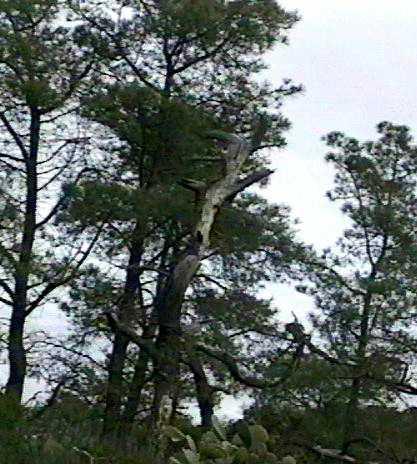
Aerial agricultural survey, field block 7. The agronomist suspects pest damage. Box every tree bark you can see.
[122,322,155,428]
[6,307,27,402]
[189,357,215,428]
[102,234,143,439]
[6,108,40,403]
[151,325,183,425]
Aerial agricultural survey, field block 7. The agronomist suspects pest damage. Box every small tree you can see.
[297,122,417,451]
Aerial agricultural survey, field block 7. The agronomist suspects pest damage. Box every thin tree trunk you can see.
[170,383,181,422]
[6,108,40,404]
[342,293,372,453]
[6,307,27,402]
[102,332,130,437]
[341,231,388,453]
[122,343,151,427]
[102,235,143,438]
[189,357,215,428]
[342,376,362,454]
[121,240,170,432]
[198,394,214,429]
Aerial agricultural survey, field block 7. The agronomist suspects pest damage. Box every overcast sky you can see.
[269,0,417,244]
[255,0,417,322]
[13,0,417,415]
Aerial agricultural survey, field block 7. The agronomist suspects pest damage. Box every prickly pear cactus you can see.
[166,417,296,464]
[281,456,297,464]
[156,395,175,460]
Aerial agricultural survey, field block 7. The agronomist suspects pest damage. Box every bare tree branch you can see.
[0,112,28,159]
[26,225,104,315]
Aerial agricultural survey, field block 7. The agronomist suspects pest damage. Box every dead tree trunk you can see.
[150,127,272,424]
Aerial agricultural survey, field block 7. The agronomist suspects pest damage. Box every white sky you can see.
[5,0,417,418]
[256,0,417,322]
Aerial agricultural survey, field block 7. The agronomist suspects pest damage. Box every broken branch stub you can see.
[195,128,272,249]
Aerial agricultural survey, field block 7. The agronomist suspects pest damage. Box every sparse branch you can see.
[32,377,69,419]
[196,344,293,388]
[224,169,273,203]
[36,167,99,229]
[305,339,348,366]
[0,296,13,306]
[37,159,76,192]
[38,138,84,168]
[285,321,353,366]
[228,327,280,339]
[60,60,95,105]
[79,11,158,92]
[0,278,13,298]
[25,225,104,315]
[173,34,233,75]
[0,158,26,174]
[41,107,79,125]
[31,339,104,371]
[0,112,28,159]
[309,259,366,296]
[195,274,228,291]
[0,152,25,163]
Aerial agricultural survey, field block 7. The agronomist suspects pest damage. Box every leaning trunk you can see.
[111,127,271,429]
[150,129,269,424]
[151,251,200,425]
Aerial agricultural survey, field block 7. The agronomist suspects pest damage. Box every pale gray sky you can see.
[258,0,417,322]
[268,0,417,246]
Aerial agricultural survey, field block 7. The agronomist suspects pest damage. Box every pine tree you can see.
[0,0,99,404]
[297,122,417,451]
